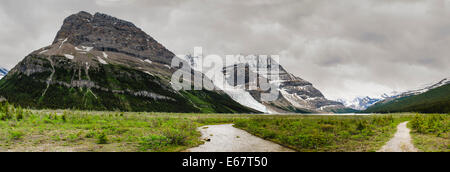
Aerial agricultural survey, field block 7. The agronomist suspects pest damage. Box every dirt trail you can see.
[187,124,294,152]
[378,122,418,152]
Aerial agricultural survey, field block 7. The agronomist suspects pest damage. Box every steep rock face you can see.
[0,12,257,113]
[224,57,345,113]
[52,11,174,65]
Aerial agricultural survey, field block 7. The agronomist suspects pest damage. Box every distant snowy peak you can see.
[0,67,8,80]
[338,77,450,110]
[337,96,381,110]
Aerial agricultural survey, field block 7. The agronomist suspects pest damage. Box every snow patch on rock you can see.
[144,71,154,76]
[39,50,48,54]
[59,38,68,49]
[64,54,74,60]
[75,46,93,52]
[144,59,152,64]
[97,56,108,65]
[103,52,108,58]
[280,89,306,109]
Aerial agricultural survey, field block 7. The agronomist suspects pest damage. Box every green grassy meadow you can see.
[408,114,449,152]
[0,102,448,152]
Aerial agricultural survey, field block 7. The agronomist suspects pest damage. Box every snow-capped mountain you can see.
[0,67,8,80]
[338,77,450,110]
[395,77,450,98]
[182,54,345,113]
[377,77,450,104]
[336,96,382,111]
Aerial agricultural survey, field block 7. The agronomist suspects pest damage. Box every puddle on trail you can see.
[187,124,294,152]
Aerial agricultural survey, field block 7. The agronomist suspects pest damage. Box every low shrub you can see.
[410,114,448,136]
[162,128,189,146]
[96,132,108,144]
[138,135,169,151]
[8,130,24,140]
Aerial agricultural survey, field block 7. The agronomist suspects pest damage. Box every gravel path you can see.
[187,124,294,152]
[378,122,418,152]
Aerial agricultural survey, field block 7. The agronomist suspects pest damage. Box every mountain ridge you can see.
[0,11,258,113]
[365,83,450,113]
[337,77,449,111]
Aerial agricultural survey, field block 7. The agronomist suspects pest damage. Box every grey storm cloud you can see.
[0,0,449,100]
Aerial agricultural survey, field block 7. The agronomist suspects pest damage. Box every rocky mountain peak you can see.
[0,12,256,113]
[199,55,344,113]
[52,11,174,64]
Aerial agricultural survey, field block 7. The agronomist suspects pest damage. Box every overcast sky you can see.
[0,0,449,100]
